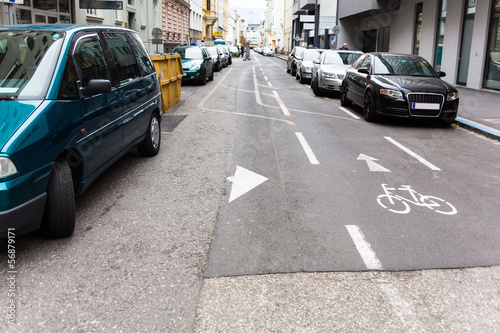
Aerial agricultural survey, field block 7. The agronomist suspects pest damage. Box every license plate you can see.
[412,102,440,110]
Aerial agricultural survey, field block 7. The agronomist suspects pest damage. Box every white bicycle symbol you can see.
[377,184,457,215]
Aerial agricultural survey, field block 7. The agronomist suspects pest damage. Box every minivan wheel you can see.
[43,158,75,238]
[137,112,161,157]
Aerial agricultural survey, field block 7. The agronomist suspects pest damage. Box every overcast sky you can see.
[229,0,267,10]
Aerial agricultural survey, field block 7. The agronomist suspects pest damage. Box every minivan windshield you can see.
[0,31,64,100]
[173,47,204,60]
[374,55,438,77]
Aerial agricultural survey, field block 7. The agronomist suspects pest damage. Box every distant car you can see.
[341,53,459,123]
[287,46,306,76]
[0,25,161,238]
[222,46,232,65]
[262,47,273,56]
[311,50,363,95]
[295,49,324,84]
[217,46,229,67]
[205,46,223,71]
[172,46,213,85]
[229,46,240,57]
[254,47,262,54]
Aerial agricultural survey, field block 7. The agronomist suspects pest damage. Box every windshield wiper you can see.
[0,95,16,101]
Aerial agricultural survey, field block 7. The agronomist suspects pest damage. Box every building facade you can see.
[245,23,260,47]
[338,0,500,91]
[190,0,204,42]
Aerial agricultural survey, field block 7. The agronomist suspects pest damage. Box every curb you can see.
[454,117,500,141]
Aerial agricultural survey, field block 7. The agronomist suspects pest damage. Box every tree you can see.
[240,31,246,46]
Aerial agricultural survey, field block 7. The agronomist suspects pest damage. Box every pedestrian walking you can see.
[240,45,245,58]
[339,43,349,50]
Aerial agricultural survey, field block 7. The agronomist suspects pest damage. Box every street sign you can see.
[332,25,340,35]
[79,0,123,9]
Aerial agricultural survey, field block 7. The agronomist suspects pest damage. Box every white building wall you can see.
[190,0,203,34]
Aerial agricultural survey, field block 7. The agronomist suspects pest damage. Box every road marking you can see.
[264,76,268,81]
[339,106,361,119]
[357,154,391,172]
[345,225,383,270]
[227,166,268,203]
[295,132,319,165]
[384,137,441,171]
[268,82,273,87]
[272,90,291,116]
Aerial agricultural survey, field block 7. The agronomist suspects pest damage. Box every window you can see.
[129,33,155,75]
[483,0,500,90]
[58,62,77,99]
[74,36,111,86]
[103,32,141,84]
[359,56,372,72]
[413,3,423,55]
[434,0,447,71]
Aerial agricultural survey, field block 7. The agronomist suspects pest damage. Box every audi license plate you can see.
[412,103,440,110]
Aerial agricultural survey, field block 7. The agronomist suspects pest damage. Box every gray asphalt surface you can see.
[1,53,499,332]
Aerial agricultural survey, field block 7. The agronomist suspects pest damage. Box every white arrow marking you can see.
[357,154,391,172]
[227,166,268,203]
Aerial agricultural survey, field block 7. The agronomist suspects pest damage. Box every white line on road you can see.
[272,90,291,116]
[268,82,273,87]
[295,132,320,165]
[384,137,441,171]
[338,106,361,119]
[264,76,268,81]
[345,225,383,270]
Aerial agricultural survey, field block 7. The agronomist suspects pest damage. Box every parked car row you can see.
[286,46,459,124]
[172,45,234,85]
[254,47,274,56]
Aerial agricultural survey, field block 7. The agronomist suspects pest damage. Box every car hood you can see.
[321,64,350,73]
[375,75,454,94]
[0,101,42,151]
[181,59,203,69]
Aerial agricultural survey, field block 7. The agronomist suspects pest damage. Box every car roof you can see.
[0,24,136,35]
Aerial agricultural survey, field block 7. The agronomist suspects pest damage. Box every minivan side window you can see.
[103,32,141,84]
[74,35,111,87]
[129,33,155,75]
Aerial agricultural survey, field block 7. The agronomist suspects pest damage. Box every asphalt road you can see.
[1,52,499,332]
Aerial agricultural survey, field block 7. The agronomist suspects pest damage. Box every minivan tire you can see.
[43,158,75,238]
[137,112,161,157]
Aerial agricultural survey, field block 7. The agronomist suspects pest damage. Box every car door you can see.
[102,31,150,149]
[202,48,213,77]
[72,32,123,177]
[349,55,372,105]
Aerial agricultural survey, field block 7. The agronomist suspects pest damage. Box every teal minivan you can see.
[0,25,162,238]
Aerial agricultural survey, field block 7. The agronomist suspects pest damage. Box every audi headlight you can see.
[0,157,18,178]
[323,72,337,78]
[447,91,459,101]
[380,89,403,99]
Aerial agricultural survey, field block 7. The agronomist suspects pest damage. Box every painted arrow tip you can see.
[227,166,268,203]
[357,154,391,172]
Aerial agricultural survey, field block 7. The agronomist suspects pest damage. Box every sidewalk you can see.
[274,54,500,140]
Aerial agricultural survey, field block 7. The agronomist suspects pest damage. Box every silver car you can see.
[296,49,324,84]
[310,50,363,95]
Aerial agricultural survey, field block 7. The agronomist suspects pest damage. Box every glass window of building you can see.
[484,0,500,90]
[434,0,447,71]
[413,3,423,55]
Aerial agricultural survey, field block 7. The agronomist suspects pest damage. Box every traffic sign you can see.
[332,25,340,35]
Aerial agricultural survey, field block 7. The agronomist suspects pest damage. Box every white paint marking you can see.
[295,132,320,165]
[267,82,273,87]
[345,225,383,270]
[264,76,268,81]
[272,90,291,116]
[357,154,391,172]
[338,106,361,119]
[385,137,441,171]
[227,166,268,203]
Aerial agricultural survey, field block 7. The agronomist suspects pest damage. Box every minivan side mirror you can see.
[80,79,112,98]
[313,59,320,65]
[438,71,446,77]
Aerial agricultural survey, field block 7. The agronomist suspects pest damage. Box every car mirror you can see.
[206,56,212,60]
[296,56,303,61]
[80,79,111,98]
[358,68,370,75]
[313,59,320,64]
[438,71,446,77]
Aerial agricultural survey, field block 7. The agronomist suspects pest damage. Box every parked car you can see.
[311,50,363,95]
[0,25,162,238]
[222,45,232,65]
[229,46,240,57]
[172,46,213,85]
[340,53,459,123]
[254,47,263,54]
[262,47,273,56]
[295,49,324,84]
[205,46,223,71]
[217,46,229,67]
[287,46,306,76]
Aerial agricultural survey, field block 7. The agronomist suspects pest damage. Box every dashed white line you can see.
[384,137,441,171]
[264,76,268,81]
[345,225,383,270]
[272,90,291,116]
[338,106,361,119]
[268,82,273,87]
[295,132,320,165]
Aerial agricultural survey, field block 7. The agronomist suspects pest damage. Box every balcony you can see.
[339,0,400,19]
[292,0,316,15]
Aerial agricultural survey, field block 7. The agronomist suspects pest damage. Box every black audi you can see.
[340,53,459,124]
